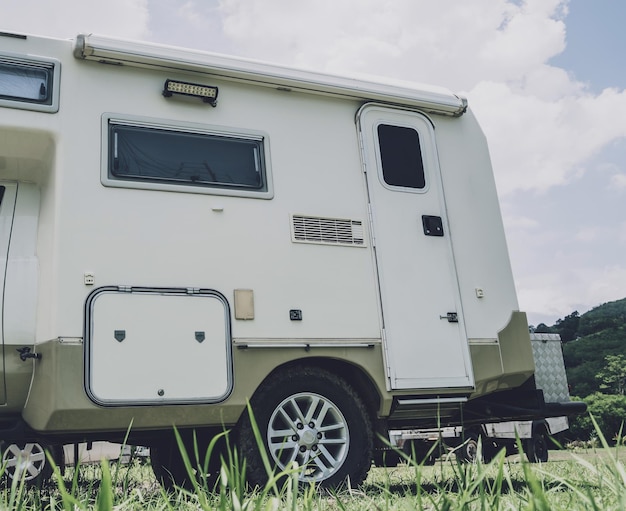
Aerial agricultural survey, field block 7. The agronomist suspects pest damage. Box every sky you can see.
[1,0,625,327]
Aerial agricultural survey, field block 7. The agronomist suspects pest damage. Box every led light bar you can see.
[163,79,218,106]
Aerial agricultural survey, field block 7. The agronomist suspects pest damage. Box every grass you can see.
[1,444,626,510]
[3,418,626,510]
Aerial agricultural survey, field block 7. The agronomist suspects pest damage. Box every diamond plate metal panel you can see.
[530,333,570,403]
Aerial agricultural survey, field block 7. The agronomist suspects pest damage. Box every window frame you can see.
[0,53,60,113]
[101,114,274,199]
[374,121,430,194]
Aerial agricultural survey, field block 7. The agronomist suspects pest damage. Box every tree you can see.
[534,323,553,333]
[578,298,626,337]
[596,354,626,395]
[562,321,626,397]
[554,311,580,343]
[569,393,626,444]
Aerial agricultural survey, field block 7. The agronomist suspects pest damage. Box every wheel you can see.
[524,429,549,463]
[0,442,62,485]
[151,429,225,491]
[457,432,480,463]
[457,431,493,463]
[237,366,373,489]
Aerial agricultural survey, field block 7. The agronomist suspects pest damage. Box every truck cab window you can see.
[377,124,426,189]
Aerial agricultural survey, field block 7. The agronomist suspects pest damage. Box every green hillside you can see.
[550,297,626,397]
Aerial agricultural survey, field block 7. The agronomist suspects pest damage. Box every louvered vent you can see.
[291,215,366,247]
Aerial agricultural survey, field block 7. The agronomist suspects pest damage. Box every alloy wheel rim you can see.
[267,392,349,482]
[2,443,47,481]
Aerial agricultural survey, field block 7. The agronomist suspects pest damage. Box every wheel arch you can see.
[235,357,378,487]
[245,357,382,423]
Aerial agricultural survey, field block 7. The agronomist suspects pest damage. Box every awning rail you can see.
[74,34,467,116]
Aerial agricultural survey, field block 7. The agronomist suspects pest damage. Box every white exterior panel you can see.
[3,183,40,346]
[434,113,520,341]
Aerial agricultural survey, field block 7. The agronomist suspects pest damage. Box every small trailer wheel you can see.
[524,428,549,463]
[457,432,481,463]
[457,430,495,463]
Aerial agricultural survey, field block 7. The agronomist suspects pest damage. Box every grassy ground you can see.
[2,445,626,510]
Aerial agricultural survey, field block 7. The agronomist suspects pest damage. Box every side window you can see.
[104,117,272,199]
[0,56,59,112]
[377,124,426,189]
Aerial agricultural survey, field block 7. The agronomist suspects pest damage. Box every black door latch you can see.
[440,312,459,323]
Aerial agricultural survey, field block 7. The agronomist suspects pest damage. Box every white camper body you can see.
[0,31,576,487]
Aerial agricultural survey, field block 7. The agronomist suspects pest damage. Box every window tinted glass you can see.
[377,124,425,189]
[0,61,53,104]
[109,123,266,191]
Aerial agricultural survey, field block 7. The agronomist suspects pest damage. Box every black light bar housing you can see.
[162,78,218,106]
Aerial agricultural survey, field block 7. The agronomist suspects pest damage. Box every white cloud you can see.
[574,227,603,243]
[619,221,626,244]
[216,0,567,90]
[502,214,540,230]
[469,83,626,196]
[0,0,150,40]
[610,172,626,189]
[518,264,626,322]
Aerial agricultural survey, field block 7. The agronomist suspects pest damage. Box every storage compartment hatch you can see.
[85,287,232,405]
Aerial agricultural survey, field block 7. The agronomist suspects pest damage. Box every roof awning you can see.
[74,34,467,117]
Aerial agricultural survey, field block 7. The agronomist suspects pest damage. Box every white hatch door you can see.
[87,287,232,405]
[358,105,473,390]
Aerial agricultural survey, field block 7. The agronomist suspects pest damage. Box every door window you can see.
[377,124,426,189]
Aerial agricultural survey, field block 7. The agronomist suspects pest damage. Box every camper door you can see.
[358,105,473,391]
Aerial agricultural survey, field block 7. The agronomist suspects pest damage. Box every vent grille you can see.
[291,215,366,247]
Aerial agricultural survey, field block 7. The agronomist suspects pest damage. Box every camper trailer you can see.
[0,32,582,487]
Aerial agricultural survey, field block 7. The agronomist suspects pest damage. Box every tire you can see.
[524,429,549,463]
[151,429,225,491]
[457,432,480,463]
[457,431,494,463]
[0,442,63,486]
[237,366,373,489]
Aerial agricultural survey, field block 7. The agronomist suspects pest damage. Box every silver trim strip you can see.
[236,342,377,349]
[397,397,468,406]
